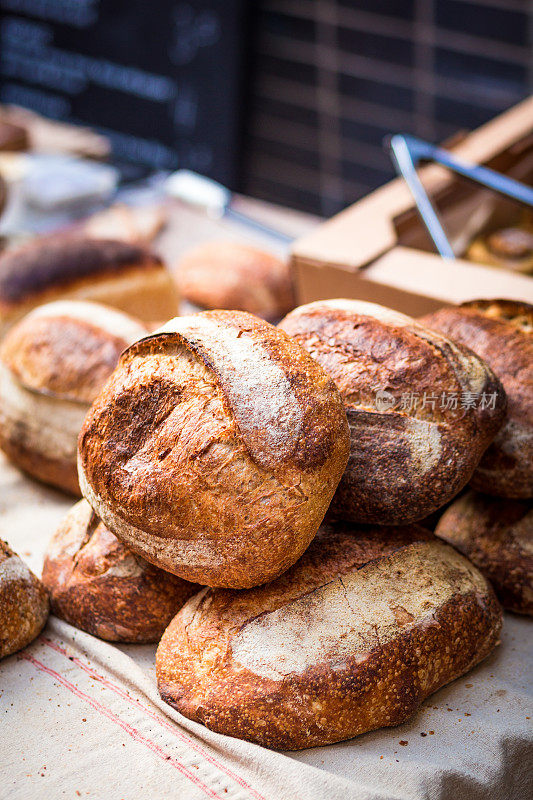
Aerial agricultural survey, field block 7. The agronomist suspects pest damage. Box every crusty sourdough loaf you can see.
[156,522,502,750]
[435,490,532,615]
[175,241,295,321]
[420,299,532,498]
[0,300,147,494]
[43,500,199,642]
[78,310,350,588]
[0,539,49,659]
[278,299,506,524]
[0,234,178,335]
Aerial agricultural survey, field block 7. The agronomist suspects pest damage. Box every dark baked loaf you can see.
[175,240,295,321]
[421,299,532,498]
[0,234,178,335]
[156,522,502,750]
[0,300,147,494]
[78,310,350,588]
[435,490,532,615]
[0,539,49,659]
[279,299,506,524]
[42,500,199,642]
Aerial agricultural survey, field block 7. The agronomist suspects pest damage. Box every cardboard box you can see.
[291,97,533,315]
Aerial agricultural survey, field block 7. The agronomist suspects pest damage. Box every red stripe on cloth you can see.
[20,651,223,800]
[41,637,267,800]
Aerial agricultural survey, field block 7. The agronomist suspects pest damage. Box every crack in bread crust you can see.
[279,299,506,523]
[79,311,350,588]
[156,526,502,750]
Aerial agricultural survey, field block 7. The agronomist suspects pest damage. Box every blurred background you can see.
[0,0,532,217]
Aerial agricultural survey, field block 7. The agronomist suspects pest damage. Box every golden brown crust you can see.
[0,539,49,659]
[0,301,147,495]
[42,500,199,642]
[156,524,502,750]
[175,241,295,321]
[435,490,533,615]
[0,235,179,332]
[0,303,146,403]
[279,299,506,524]
[78,310,350,588]
[0,435,80,495]
[421,299,533,498]
[0,236,159,307]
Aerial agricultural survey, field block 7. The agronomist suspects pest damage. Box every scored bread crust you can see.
[435,490,533,615]
[156,523,502,750]
[0,539,49,659]
[78,310,350,588]
[0,235,178,333]
[42,500,199,642]
[421,299,533,498]
[175,241,295,321]
[278,299,506,524]
[0,301,147,494]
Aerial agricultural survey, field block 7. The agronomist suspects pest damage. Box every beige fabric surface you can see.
[1,452,532,800]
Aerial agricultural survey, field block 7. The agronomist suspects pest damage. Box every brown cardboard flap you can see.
[292,96,533,271]
[369,247,533,305]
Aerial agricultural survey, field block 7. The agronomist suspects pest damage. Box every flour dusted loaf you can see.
[78,310,350,588]
[43,500,198,642]
[0,234,178,335]
[175,241,294,321]
[435,490,532,615]
[421,299,532,498]
[279,299,506,524]
[0,539,49,659]
[156,522,502,750]
[0,300,147,494]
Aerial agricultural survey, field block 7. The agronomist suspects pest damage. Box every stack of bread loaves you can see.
[420,300,533,616]
[2,281,524,750]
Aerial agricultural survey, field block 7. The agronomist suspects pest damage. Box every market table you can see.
[1,198,532,800]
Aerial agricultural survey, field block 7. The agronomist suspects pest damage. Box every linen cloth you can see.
[1,452,532,800]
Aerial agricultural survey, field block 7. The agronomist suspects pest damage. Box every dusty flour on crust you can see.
[150,315,304,464]
[230,541,488,681]
[405,418,443,475]
[26,300,146,344]
[0,363,88,460]
[0,553,34,585]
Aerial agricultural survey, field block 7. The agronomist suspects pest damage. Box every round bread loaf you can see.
[0,300,147,494]
[435,490,532,615]
[0,235,178,335]
[175,240,295,321]
[78,310,350,588]
[0,539,49,659]
[43,500,199,642]
[278,299,506,524]
[420,299,532,498]
[466,225,533,274]
[156,522,502,750]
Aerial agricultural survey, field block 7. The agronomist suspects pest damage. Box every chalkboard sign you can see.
[0,0,245,186]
